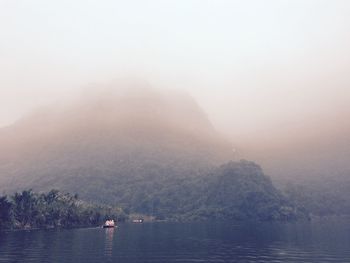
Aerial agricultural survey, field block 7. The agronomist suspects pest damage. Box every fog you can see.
[1,0,350,179]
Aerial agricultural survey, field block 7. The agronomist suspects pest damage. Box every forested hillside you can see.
[115,160,307,221]
[0,86,309,223]
[0,161,307,226]
[0,87,232,193]
[283,175,350,216]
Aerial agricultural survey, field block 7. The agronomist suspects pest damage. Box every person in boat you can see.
[104,219,115,227]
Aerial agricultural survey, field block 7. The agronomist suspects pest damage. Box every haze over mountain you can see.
[0,0,349,230]
[0,81,234,193]
[0,81,307,220]
[1,0,350,186]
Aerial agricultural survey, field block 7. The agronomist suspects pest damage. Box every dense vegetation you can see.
[55,160,308,221]
[283,175,350,216]
[0,161,309,229]
[0,89,313,225]
[0,189,127,230]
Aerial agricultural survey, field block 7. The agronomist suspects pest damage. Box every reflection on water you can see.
[104,228,115,259]
[0,218,350,262]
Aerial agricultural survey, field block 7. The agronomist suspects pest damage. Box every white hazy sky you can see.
[1,0,350,155]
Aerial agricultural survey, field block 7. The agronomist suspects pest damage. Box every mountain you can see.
[283,174,350,217]
[139,160,306,221]
[0,84,230,186]
[0,81,305,220]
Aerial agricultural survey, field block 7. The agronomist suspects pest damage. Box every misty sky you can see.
[1,0,350,167]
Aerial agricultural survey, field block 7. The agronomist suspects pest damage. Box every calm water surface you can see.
[0,219,349,262]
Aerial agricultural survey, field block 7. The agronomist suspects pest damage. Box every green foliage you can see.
[64,160,308,221]
[283,176,350,216]
[0,195,12,228]
[0,189,127,230]
[0,161,309,228]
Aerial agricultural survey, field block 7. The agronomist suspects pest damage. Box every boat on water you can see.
[103,219,116,228]
[132,218,144,223]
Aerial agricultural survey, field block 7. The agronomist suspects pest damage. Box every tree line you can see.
[0,189,127,230]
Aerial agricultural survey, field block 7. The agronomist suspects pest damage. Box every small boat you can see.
[132,218,144,223]
[103,219,116,228]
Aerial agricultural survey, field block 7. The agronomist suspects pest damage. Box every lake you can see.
[0,219,349,262]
